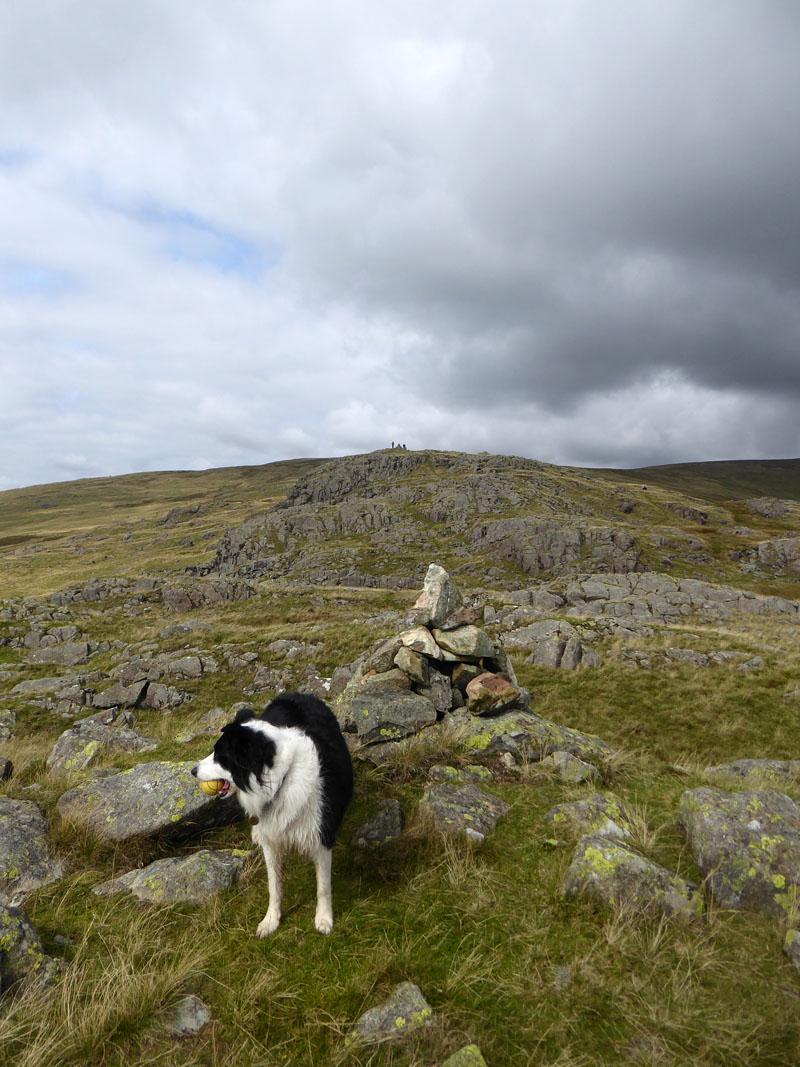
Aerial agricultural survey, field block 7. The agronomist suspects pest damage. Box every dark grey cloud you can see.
[1,1,799,490]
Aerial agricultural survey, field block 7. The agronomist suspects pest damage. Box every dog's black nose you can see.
[190,766,198,777]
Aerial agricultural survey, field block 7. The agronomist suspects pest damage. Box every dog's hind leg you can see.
[256,843,284,938]
[313,846,334,934]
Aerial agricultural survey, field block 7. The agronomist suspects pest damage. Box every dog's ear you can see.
[235,707,255,724]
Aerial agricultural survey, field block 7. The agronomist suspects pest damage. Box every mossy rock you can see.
[0,902,63,991]
[347,981,433,1046]
[545,793,635,843]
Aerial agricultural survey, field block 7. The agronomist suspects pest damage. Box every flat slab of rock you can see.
[461,710,615,766]
[94,849,250,903]
[348,981,433,1046]
[0,798,67,905]
[0,903,62,989]
[545,793,635,843]
[431,625,493,660]
[564,834,704,918]
[57,761,242,842]
[27,641,92,666]
[680,787,800,916]
[346,690,437,744]
[421,783,510,843]
[351,800,404,849]
[47,719,160,775]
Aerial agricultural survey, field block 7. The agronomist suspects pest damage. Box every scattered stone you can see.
[540,750,600,784]
[738,656,765,673]
[94,849,250,903]
[429,764,494,784]
[421,783,510,843]
[348,981,433,1046]
[680,787,800,917]
[412,563,463,627]
[92,679,149,710]
[440,1045,488,1067]
[0,902,63,991]
[545,793,635,842]
[351,800,404,849]
[564,834,704,918]
[167,994,213,1036]
[0,798,67,905]
[57,761,242,843]
[47,719,160,775]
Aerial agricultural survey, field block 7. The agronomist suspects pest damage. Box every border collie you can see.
[192,693,353,936]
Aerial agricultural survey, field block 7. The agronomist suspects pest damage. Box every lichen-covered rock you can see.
[429,764,494,785]
[680,787,800,916]
[703,759,800,787]
[345,690,437,745]
[461,710,615,766]
[564,834,704,918]
[26,641,92,666]
[412,564,463,627]
[93,849,251,903]
[0,710,16,742]
[421,783,510,843]
[0,799,67,905]
[56,761,241,842]
[785,929,800,974]
[545,793,635,842]
[46,719,160,775]
[351,800,404,849]
[0,903,63,991]
[348,981,433,1046]
[441,1045,488,1067]
[541,750,600,784]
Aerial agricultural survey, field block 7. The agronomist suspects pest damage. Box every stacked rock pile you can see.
[335,564,529,747]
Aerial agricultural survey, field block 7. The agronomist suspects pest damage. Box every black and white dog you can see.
[192,693,353,936]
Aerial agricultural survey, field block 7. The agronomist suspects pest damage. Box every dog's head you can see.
[191,707,277,797]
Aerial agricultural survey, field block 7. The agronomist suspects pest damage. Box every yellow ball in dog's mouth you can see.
[200,779,225,796]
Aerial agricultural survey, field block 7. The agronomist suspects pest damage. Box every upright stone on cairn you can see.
[412,564,463,627]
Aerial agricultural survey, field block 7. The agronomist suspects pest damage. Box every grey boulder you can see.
[348,981,433,1046]
[421,783,510,843]
[0,798,66,905]
[47,719,160,775]
[93,849,251,903]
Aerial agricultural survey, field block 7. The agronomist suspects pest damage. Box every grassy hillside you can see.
[595,458,800,503]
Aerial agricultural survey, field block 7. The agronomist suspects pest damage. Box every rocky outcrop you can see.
[56,761,241,843]
[0,799,67,905]
[502,619,602,669]
[680,787,800,917]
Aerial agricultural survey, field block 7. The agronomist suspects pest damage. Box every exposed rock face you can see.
[0,903,62,991]
[502,619,602,670]
[0,799,67,905]
[680,787,800,916]
[564,835,704,918]
[462,712,615,767]
[421,783,510,843]
[56,761,242,842]
[343,690,438,744]
[93,849,251,903]
[348,982,433,1046]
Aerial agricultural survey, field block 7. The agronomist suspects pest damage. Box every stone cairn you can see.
[335,564,529,750]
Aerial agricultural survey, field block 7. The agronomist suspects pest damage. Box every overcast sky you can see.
[2,1,799,490]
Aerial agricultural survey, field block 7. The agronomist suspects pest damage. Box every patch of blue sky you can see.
[0,146,35,168]
[129,201,281,281]
[0,259,75,297]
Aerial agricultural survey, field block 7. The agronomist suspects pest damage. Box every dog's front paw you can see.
[315,912,333,935]
[257,912,281,938]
